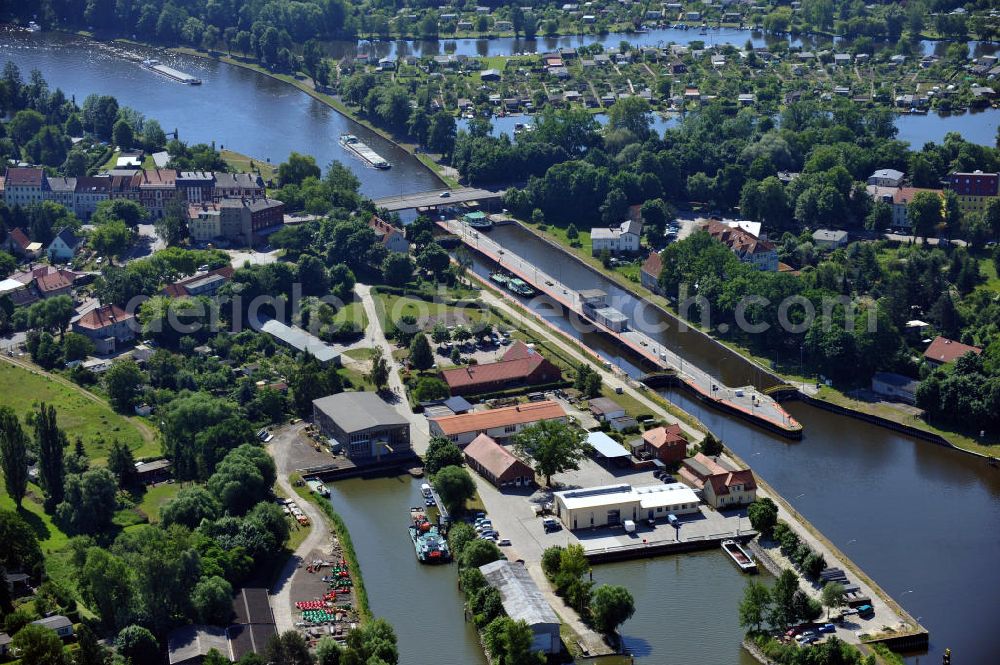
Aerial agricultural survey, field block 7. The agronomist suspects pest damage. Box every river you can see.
[0,29,443,199]
[463,224,1000,663]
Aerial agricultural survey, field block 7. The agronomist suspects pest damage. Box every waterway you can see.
[326,476,488,665]
[0,29,443,199]
[462,224,1000,662]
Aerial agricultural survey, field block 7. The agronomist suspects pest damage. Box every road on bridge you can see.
[372,186,505,211]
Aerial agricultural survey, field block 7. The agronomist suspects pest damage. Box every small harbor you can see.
[142,58,201,84]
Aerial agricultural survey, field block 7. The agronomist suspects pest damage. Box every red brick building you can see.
[441,341,562,396]
[463,433,535,489]
[640,424,687,464]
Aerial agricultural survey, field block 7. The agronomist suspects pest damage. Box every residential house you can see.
[32,616,74,639]
[214,172,266,199]
[639,424,687,464]
[923,336,981,366]
[131,169,179,218]
[464,433,535,488]
[74,176,110,220]
[640,252,662,294]
[163,266,235,298]
[871,372,919,405]
[811,229,849,250]
[219,197,285,245]
[368,215,410,253]
[35,269,76,298]
[867,169,905,188]
[479,561,561,654]
[72,304,137,354]
[176,171,215,203]
[440,341,562,396]
[46,176,77,210]
[890,187,942,231]
[428,400,568,446]
[3,227,42,258]
[47,227,84,261]
[187,202,222,242]
[135,459,173,484]
[591,219,642,255]
[313,392,411,461]
[2,167,48,207]
[679,452,756,508]
[946,170,999,214]
[704,220,777,271]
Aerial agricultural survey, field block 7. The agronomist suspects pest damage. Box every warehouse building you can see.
[553,482,700,530]
[479,561,561,655]
[313,392,410,461]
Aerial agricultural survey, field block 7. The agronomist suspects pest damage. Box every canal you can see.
[463,226,1000,663]
[0,30,443,199]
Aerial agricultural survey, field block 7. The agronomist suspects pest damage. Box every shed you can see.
[168,625,231,665]
[586,431,631,460]
[32,615,74,639]
[588,397,626,421]
[463,433,535,488]
[479,561,561,654]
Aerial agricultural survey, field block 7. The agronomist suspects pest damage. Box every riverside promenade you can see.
[440,218,802,437]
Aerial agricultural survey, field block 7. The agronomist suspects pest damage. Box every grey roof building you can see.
[313,392,411,461]
[479,560,561,654]
[167,625,230,665]
[260,319,340,365]
[32,615,74,638]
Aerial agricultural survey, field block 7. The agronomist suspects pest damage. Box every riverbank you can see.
[517,218,998,458]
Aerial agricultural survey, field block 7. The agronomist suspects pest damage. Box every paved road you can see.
[372,187,505,212]
[355,283,430,453]
[267,422,333,634]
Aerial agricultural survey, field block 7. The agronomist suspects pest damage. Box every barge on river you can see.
[722,539,757,573]
[409,508,451,563]
[142,59,202,84]
[339,133,390,169]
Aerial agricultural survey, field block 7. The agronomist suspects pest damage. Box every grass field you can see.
[220,148,277,182]
[333,300,369,330]
[0,361,157,465]
[373,293,488,331]
[135,482,183,524]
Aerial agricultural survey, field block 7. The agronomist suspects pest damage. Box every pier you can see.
[440,218,802,437]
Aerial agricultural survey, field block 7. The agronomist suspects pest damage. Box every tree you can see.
[35,403,67,511]
[192,575,234,624]
[739,580,771,633]
[908,191,942,240]
[482,616,544,665]
[447,522,477,561]
[0,406,29,509]
[56,468,118,535]
[103,360,143,412]
[417,243,450,281]
[115,625,159,665]
[368,346,391,390]
[590,584,636,637]
[566,224,579,240]
[424,437,464,476]
[865,199,892,232]
[514,420,588,487]
[63,332,95,362]
[265,631,313,665]
[278,152,321,187]
[93,199,148,229]
[428,111,457,156]
[208,445,277,515]
[315,636,343,665]
[747,498,779,539]
[768,569,800,630]
[0,509,44,574]
[460,538,503,569]
[381,252,414,286]
[90,219,132,262]
[63,150,89,177]
[433,465,476,515]
[409,333,434,371]
[11,624,67,665]
[106,439,138,489]
[112,119,134,150]
[607,96,652,138]
[74,624,111,665]
[156,198,188,246]
[821,581,846,619]
[161,485,221,528]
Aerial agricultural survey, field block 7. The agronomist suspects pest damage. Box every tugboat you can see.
[409,508,451,563]
[506,277,537,298]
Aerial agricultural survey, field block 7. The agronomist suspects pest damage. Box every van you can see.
[856,604,874,618]
[623,520,636,534]
[667,514,679,527]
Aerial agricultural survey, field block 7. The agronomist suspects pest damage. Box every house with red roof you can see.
[162,266,235,298]
[440,341,562,396]
[72,304,136,354]
[2,167,47,207]
[704,219,778,271]
[368,215,410,253]
[463,433,535,489]
[679,452,757,509]
[923,336,981,366]
[640,251,662,294]
[639,424,688,464]
[35,269,76,298]
[3,228,42,259]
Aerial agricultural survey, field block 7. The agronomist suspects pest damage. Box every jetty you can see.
[142,59,201,84]
[439,218,802,438]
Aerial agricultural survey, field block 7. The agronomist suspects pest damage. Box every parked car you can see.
[542,517,561,532]
[497,539,512,546]
[818,623,836,634]
[795,631,817,644]
[856,604,874,618]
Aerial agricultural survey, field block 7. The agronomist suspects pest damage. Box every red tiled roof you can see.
[641,251,662,278]
[923,336,981,364]
[368,215,404,244]
[131,169,177,187]
[162,266,234,298]
[35,270,74,294]
[440,342,561,393]
[642,424,685,450]
[430,401,566,436]
[76,304,134,330]
[8,228,31,250]
[4,167,44,187]
[704,219,774,256]
[464,433,532,479]
[892,187,941,206]
[706,469,756,496]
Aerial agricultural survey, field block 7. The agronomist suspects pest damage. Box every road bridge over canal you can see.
[373,187,506,212]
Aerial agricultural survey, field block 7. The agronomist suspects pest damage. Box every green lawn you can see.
[220,148,277,182]
[136,482,183,524]
[978,256,1000,293]
[333,300,369,330]
[342,348,375,361]
[373,293,487,331]
[0,361,157,465]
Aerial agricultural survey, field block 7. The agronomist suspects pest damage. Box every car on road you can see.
[439,191,451,198]
[497,539,511,546]
[542,517,561,532]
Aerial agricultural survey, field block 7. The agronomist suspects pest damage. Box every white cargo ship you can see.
[142,59,202,85]
[339,133,391,169]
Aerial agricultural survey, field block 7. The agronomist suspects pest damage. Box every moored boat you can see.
[489,271,510,287]
[26,21,41,32]
[339,133,391,169]
[409,508,451,563]
[507,277,537,298]
[722,539,757,573]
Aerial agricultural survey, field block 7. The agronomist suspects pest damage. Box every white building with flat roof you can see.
[553,482,699,530]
